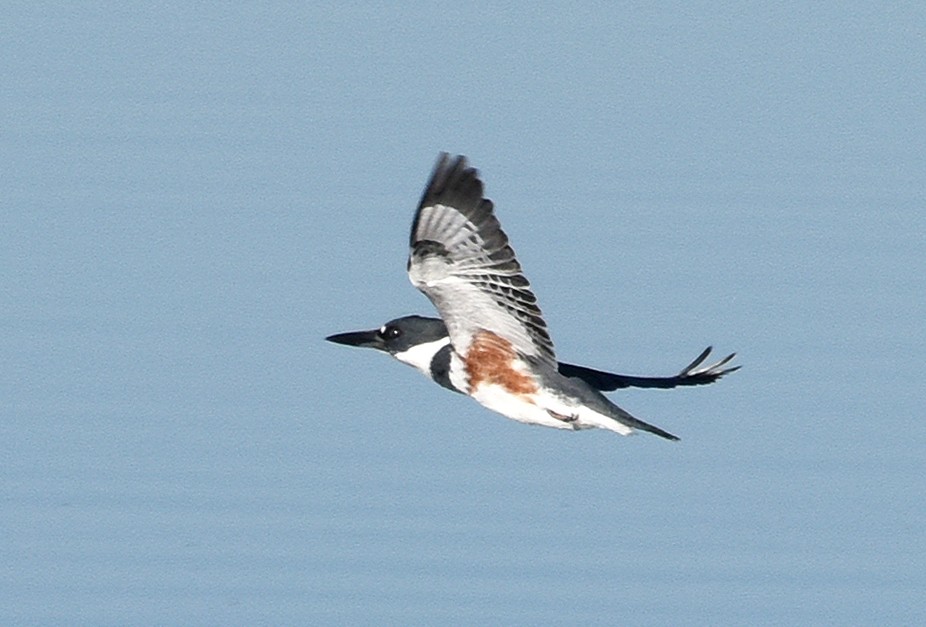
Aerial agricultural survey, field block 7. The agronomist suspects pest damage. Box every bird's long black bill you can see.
[325,329,385,350]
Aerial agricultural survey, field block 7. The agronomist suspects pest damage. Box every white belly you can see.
[470,384,575,429]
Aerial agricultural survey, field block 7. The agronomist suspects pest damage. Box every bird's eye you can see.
[379,325,401,340]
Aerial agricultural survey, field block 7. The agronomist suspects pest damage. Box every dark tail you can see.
[606,401,680,441]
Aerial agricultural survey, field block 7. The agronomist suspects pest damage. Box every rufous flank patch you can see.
[464,330,538,394]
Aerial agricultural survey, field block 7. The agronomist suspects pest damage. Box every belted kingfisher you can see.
[327,154,738,440]
[327,315,736,396]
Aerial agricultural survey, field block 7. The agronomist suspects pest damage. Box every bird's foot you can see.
[548,410,578,423]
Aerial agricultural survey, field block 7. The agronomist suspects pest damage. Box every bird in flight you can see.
[327,154,737,440]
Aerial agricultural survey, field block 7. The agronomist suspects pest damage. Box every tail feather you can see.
[576,404,679,441]
[610,405,680,441]
[548,369,681,441]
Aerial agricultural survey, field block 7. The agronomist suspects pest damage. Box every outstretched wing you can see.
[407,153,556,366]
[558,346,740,391]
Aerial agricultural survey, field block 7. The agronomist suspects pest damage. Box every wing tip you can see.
[411,152,490,247]
[423,152,477,199]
